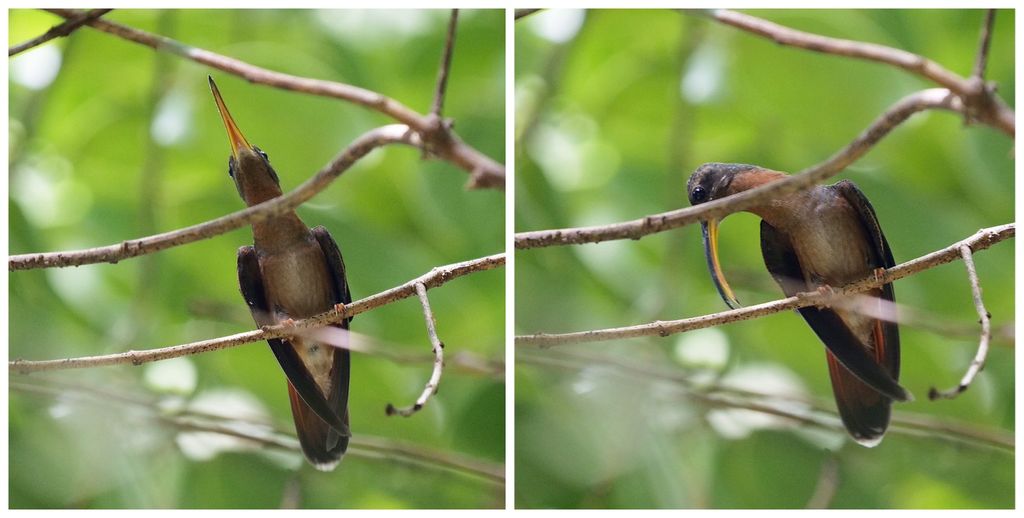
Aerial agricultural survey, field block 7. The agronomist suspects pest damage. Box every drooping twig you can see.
[516,224,1013,347]
[10,124,419,270]
[10,253,504,374]
[43,8,505,190]
[11,377,504,485]
[971,10,996,81]
[516,88,960,249]
[928,245,993,400]
[430,9,459,118]
[8,8,113,57]
[700,9,1013,136]
[386,283,445,417]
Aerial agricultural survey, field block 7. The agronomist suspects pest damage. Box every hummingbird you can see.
[687,163,911,446]
[209,77,352,469]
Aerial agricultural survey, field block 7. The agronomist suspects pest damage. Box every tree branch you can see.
[516,224,1012,347]
[518,347,1014,452]
[515,88,960,249]
[928,245,993,400]
[10,253,504,374]
[514,9,543,21]
[43,8,505,190]
[10,124,418,271]
[11,377,504,485]
[430,9,459,118]
[8,8,113,57]
[701,9,1014,136]
[386,283,445,417]
[971,9,997,80]
[805,455,840,509]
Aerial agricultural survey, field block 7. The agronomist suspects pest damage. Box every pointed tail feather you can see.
[288,383,348,471]
[287,344,350,471]
[825,351,892,447]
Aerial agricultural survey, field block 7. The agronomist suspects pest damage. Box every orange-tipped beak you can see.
[701,218,742,310]
[209,76,251,159]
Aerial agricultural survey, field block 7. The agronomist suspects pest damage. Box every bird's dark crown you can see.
[686,163,761,206]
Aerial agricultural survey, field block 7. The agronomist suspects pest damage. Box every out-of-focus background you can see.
[9,9,505,509]
[515,9,1013,509]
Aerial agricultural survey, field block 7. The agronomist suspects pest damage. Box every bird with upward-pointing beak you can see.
[210,77,352,470]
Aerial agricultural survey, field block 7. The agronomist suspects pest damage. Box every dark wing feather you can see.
[759,222,906,400]
[759,220,806,296]
[237,246,350,441]
[835,180,900,378]
[760,221,905,445]
[311,226,353,456]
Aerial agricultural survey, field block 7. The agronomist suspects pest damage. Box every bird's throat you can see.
[253,212,314,254]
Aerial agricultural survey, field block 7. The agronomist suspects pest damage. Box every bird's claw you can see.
[872,267,887,285]
[797,285,837,308]
[815,285,837,307]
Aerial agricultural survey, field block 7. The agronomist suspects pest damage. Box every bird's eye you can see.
[691,186,708,203]
[255,147,269,161]
[227,156,236,178]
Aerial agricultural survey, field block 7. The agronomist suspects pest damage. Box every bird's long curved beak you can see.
[209,76,251,159]
[701,218,742,309]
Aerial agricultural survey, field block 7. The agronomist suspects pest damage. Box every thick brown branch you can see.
[44,8,505,190]
[516,88,960,249]
[8,8,113,57]
[10,125,417,270]
[702,9,1014,136]
[928,246,993,400]
[386,283,445,417]
[10,253,504,374]
[516,224,1012,347]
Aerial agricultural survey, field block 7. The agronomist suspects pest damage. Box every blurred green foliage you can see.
[516,9,1013,509]
[10,9,504,509]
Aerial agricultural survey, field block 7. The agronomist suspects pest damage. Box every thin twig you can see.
[516,88,960,249]
[516,224,1013,346]
[44,8,505,189]
[928,246,992,400]
[701,9,1013,136]
[971,9,997,80]
[430,9,459,117]
[8,8,113,57]
[386,283,446,417]
[10,124,418,270]
[10,253,504,374]
[514,9,543,20]
[805,455,840,509]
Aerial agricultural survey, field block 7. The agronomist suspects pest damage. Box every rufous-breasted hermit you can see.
[210,77,352,469]
[687,163,910,446]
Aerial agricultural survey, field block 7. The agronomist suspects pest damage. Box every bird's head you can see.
[686,162,767,310]
[209,76,282,206]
